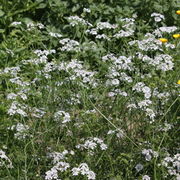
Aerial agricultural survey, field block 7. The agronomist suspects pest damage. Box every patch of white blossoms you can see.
[133,82,151,99]
[129,33,163,51]
[49,32,62,38]
[142,149,158,161]
[0,150,13,168]
[67,15,92,26]
[9,123,31,140]
[59,38,80,52]
[72,163,96,180]
[136,52,174,71]
[54,111,71,124]
[161,153,180,179]
[107,128,125,139]
[151,13,165,22]
[8,101,27,117]
[45,150,74,180]
[76,137,107,155]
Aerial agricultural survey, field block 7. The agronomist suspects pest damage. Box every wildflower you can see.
[135,163,143,172]
[176,10,180,15]
[151,13,165,22]
[159,38,168,43]
[11,21,22,26]
[177,80,180,84]
[173,34,180,38]
[142,175,151,180]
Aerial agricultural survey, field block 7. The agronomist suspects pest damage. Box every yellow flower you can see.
[177,80,180,85]
[176,10,180,15]
[159,38,168,43]
[173,34,180,38]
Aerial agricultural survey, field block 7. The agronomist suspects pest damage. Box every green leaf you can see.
[0,9,5,17]
[0,29,5,33]
[37,3,47,9]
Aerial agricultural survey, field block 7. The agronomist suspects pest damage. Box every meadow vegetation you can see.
[0,0,180,179]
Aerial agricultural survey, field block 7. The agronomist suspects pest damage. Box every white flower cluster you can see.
[83,8,91,13]
[161,153,180,179]
[153,26,177,38]
[59,38,80,52]
[127,99,156,121]
[47,150,74,164]
[137,53,174,71]
[107,128,125,138]
[133,82,151,99]
[159,26,177,33]
[27,22,45,30]
[57,59,96,86]
[31,107,46,118]
[86,28,98,35]
[95,34,110,40]
[9,123,31,140]
[96,22,117,30]
[151,13,165,22]
[108,89,128,97]
[103,54,133,86]
[85,109,96,114]
[102,54,133,71]
[114,18,135,38]
[45,162,70,180]
[76,137,107,155]
[86,21,117,40]
[67,15,92,26]
[0,66,20,76]
[72,163,96,180]
[142,175,151,180]
[142,149,158,161]
[137,100,152,109]
[45,150,74,180]
[9,77,30,87]
[135,163,143,172]
[34,49,56,57]
[8,101,27,117]
[49,32,62,38]
[119,18,135,23]
[114,29,134,38]
[11,21,22,26]
[7,91,27,101]
[154,54,174,71]
[0,150,13,168]
[22,49,56,65]
[129,34,162,51]
[120,18,135,29]
[158,123,173,132]
[54,111,71,124]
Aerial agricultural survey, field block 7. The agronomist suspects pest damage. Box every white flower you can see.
[87,171,96,180]
[72,163,96,179]
[111,79,120,85]
[45,168,58,180]
[135,163,143,172]
[159,26,177,33]
[49,32,62,38]
[151,13,165,22]
[114,29,134,38]
[142,175,151,180]
[83,8,91,13]
[96,22,117,30]
[72,167,80,176]
[11,21,22,26]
